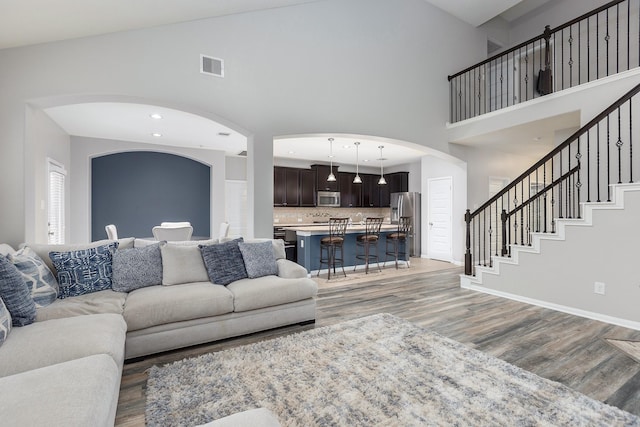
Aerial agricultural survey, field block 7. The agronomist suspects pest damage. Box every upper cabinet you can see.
[311,164,339,192]
[274,167,301,207]
[299,169,316,207]
[274,166,317,207]
[274,166,407,208]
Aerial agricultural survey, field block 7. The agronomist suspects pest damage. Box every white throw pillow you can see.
[160,244,210,286]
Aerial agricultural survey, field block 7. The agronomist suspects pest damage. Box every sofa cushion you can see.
[200,238,247,286]
[227,276,318,312]
[26,237,135,275]
[124,282,234,331]
[160,243,209,285]
[0,297,11,348]
[0,354,121,427]
[35,289,126,322]
[0,256,36,326]
[7,246,58,307]
[238,241,278,279]
[112,243,163,292]
[50,242,118,298]
[0,313,126,377]
[196,408,282,427]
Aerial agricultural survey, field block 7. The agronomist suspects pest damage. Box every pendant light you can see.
[353,141,362,184]
[377,145,387,185]
[327,138,336,182]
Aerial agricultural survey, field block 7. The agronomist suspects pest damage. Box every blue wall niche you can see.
[91,151,211,240]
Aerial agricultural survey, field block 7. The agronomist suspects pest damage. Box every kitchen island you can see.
[282,223,408,274]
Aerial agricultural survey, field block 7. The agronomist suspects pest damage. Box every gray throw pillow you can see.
[238,241,278,279]
[0,256,36,326]
[112,244,163,292]
[199,238,247,286]
[0,297,12,347]
[49,242,119,298]
[7,246,58,307]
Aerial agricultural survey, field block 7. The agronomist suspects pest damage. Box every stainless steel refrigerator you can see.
[390,192,421,257]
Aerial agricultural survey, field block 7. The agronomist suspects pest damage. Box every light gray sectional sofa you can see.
[0,238,317,427]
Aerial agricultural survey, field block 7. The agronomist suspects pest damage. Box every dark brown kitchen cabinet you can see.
[361,174,380,208]
[299,169,316,207]
[273,167,300,207]
[311,164,339,192]
[339,172,362,207]
[388,172,409,194]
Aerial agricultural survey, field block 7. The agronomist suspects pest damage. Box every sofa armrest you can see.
[276,259,308,279]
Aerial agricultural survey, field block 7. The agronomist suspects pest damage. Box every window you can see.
[48,159,66,244]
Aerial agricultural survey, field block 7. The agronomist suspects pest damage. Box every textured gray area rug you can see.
[146,314,640,426]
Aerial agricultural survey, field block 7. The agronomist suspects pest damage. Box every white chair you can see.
[152,225,193,241]
[219,222,230,239]
[105,224,118,240]
[160,221,192,228]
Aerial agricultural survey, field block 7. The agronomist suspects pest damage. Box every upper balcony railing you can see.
[448,0,640,123]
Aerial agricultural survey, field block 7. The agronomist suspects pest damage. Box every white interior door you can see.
[427,177,453,262]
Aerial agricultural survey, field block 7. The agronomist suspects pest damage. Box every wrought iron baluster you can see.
[617,106,623,184]
[607,114,612,201]
[597,122,601,202]
[630,98,634,183]
[559,150,564,218]
[578,21,582,85]
[606,8,610,77]
[569,26,574,88]
[587,131,591,202]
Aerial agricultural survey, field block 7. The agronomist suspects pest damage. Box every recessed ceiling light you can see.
[150,114,163,120]
[533,136,542,141]
[218,132,231,137]
[363,159,370,162]
[343,145,351,149]
[288,151,296,154]
[152,132,162,137]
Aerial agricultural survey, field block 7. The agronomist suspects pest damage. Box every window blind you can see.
[48,160,66,244]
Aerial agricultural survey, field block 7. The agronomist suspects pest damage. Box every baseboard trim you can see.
[461,282,640,331]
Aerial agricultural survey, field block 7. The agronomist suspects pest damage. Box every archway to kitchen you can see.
[272,133,468,266]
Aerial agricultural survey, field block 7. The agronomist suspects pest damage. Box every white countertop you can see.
[283,223,397,236]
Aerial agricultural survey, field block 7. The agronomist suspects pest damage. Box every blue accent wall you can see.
[91,151,211,240]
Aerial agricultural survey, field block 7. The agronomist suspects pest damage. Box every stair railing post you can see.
[501,209,508,256]
[464,209,472,275]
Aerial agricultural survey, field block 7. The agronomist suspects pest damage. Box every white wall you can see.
[24,106,70,244]
[421,155,467,264]
[449,144,540,210]
[69,136,226,243]
[0,0,486,247]
[475,186,640,328]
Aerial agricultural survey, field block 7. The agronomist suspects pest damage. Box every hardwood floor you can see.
[115,266,640,426]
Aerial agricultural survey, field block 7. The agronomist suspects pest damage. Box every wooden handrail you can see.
[470,81,640,218]
[448,0,628,81]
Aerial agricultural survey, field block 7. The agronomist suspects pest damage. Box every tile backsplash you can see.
[274,207,391,225]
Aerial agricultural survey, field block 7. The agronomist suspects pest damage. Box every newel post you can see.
[464,209,472,275]
[538,24,553,95]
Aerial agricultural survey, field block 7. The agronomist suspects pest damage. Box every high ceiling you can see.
[0,0,545,50]
[7,0,551,165]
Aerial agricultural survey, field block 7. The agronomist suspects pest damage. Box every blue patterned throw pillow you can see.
[0,256,36,326]
[112,243,163,293]
[199,238,247,286]
[49,242,118,298]
[8,246,58,307]
[0,297,11,347]
[238,241,278,279]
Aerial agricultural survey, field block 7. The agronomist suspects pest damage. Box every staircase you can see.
[460,83,640,330]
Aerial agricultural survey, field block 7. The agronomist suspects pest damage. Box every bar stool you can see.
[354,217,384,274]
[318,217,349,280]
[385,216,412,269]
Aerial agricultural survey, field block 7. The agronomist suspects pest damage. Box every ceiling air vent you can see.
[200,55,224,78]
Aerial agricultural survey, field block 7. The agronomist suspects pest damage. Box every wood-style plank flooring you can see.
[115,266,640,426]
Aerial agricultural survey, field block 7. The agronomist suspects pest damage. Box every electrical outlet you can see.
[594,282,606,295]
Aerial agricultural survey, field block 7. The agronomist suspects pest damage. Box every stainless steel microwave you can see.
[317,191,340,207]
